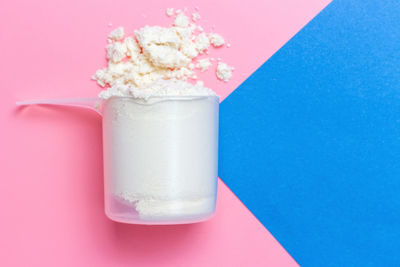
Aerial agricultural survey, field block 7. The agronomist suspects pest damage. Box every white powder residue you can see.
[108,27,124,41]
[216,62,233,82]
[209,33,225,47]
[166,8,174,17]
[192,12,200,21]
[195,32,210,52]
[196,58,211,72]
[119,194,215,220]
[174,13,190,27]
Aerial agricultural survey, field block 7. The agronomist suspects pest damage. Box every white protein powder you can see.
[108,27,124,41]
[102,88,219,222]
[98,79,216,100]
[216,62,234,82]
[166,8,174,17]
[92,9,234,99]
[196,58,211,72]
[208,33,225,47]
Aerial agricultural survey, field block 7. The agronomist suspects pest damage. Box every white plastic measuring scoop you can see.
[17,95,219,225]
[16,97,102,115]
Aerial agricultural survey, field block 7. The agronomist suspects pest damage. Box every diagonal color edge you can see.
[219,0,400,265]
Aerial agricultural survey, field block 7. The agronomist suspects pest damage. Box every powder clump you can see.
[216,62,233,82]
[209,33,225,47]
[93,9,234,100]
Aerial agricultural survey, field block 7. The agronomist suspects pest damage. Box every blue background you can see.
[219,0,400,266]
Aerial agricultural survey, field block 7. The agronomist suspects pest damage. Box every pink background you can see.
[0,0,330,266]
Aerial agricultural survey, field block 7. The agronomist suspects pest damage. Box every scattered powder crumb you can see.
[108,27,124,41]
[227,43,231,48]
[192,13,201,22]
[209,33,225,47]
[176,9,182,14]
[191,75,197,79]
[217,57,222,61]
[189,23,197,33]
[216,62,233,82]
[174,13,190,27]
[108,23,113,27]
[195,32,210,52]
[196,58,212,72]
[166,8,174,16]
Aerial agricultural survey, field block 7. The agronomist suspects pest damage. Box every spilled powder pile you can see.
[92,8,234,99]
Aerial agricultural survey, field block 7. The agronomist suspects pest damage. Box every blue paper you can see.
[219,0,400,265]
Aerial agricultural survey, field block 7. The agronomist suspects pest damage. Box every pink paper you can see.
[0,0,330,265]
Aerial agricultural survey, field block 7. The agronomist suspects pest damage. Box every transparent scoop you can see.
[16,95,220,225]
[16,97,102,115]
[16,95,218,117]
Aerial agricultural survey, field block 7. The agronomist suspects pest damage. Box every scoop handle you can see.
[16,97,102,115]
